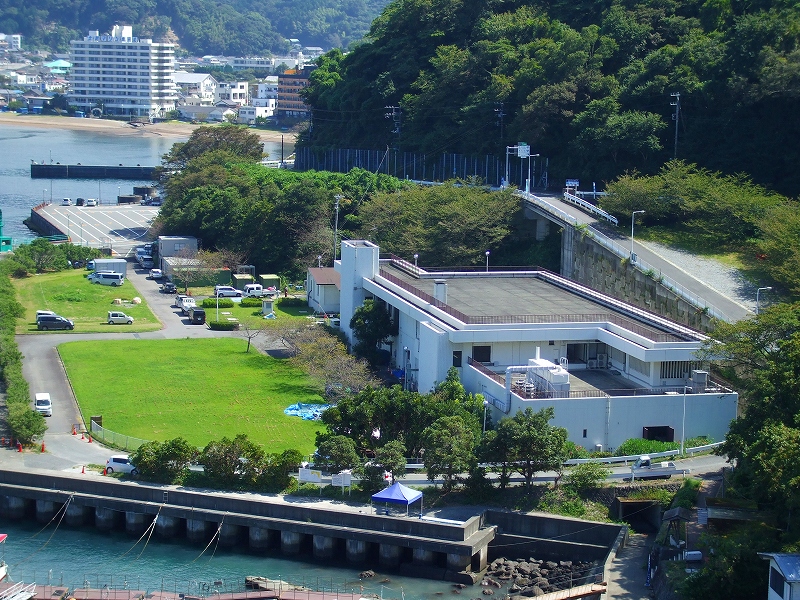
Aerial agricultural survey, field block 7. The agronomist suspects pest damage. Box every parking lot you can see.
[36,204,159,256]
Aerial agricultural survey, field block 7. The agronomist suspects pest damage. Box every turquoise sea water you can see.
[0,517,453,600]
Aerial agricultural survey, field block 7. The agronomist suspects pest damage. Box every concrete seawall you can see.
[31,164,157,180]
[0,469,624,586]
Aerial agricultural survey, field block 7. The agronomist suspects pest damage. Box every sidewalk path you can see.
[605,533,653,600]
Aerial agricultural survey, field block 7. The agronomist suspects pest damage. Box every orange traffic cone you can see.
[72,425,77,436]
[88,435,93,444]
[16,442,22,453]
[81,465,85,474]
[81,431,85,440]
[40,442,45,453]
[102,467,107,476]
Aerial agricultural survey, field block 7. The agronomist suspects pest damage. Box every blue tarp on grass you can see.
[284,403,331,420]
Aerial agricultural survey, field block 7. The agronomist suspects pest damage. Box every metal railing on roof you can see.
[378,268,689,342]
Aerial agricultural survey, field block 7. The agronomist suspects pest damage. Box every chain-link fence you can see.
[90,421,149,451]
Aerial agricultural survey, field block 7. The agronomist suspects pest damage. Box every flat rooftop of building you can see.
[379,261,692,342]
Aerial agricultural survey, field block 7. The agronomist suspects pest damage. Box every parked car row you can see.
[36,310,74,331]
[61,197,98,207]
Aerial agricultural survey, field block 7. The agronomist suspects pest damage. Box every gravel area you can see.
[637,239,760,313]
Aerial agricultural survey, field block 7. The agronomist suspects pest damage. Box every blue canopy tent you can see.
[371,482,423,516]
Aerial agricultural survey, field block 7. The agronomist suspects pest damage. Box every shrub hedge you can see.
[240,297,263,308]
[0,262,46,443]
[201,298,234,308]
[278,297,305,307]
[208,320,238,331]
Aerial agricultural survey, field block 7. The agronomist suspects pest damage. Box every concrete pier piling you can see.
[281,531,302,555]
[248,527,277,551]
[155,515,181,539]
[219,523,243,547]
[379,543,402,568]
[35,500,59,524]
[3,496,30,519]
[65,503,92,526]
[186,519,209,543]
[313,535,336,560]
[346,539,368,564]
[95,507,120,531]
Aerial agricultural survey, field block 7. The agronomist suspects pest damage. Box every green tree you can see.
[504,407,568,490]
[375,439,407,483]
[564,462,611,494]
[161,125,264,172]
[422,415,477,492]
[314,434,360,473]
[349,298,395,364]
[259,449,304,492]
[200,434,264,488]
[131,437,197,483]
[6,404,46,444]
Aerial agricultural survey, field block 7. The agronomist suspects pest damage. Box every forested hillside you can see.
[0,0,389,55]
[301,0,800,197]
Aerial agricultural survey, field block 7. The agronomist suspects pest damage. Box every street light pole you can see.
[413,253,419,269]
[485,250,490,272]
[216,293,220,322]
[681,385,690,456]
[483,399,489,433]
[756,286,773,315]
[317,255,322,268]
[630,210,645,260]
[333,195,342,261]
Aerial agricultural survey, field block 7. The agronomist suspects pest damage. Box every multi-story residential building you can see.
[214,81,249,106]
[237,103,274,124]
[276,66,315,119]
[68,25,178,118]
[0,34,22,51]
[173,71,217,104]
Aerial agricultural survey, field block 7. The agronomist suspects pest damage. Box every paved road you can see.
[533,192,752,322]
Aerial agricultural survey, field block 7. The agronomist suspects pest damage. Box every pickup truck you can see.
[179,296,196,315]
[627,455,689,481]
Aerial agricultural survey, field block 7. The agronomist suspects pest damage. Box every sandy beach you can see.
[0,111,294,142]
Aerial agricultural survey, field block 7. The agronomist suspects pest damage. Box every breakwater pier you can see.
[31,164,157,180]
[0,469,623,592]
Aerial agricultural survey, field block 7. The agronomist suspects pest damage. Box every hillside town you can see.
[0,26,321,126]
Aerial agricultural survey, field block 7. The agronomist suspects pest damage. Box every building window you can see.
[583,429,587,438]
[453,351,462,368]
[472,346,491,363]
[770,566,785,598]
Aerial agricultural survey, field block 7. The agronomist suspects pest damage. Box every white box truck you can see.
[86,258,128,276]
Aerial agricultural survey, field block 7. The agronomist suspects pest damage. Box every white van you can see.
[34,393,52,417]
[243,283,263,297]
[89,271,124,286]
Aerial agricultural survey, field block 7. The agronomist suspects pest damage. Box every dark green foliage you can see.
[131,437,197,483]
[277,297,306,307]
[422,415,478,492]
[201,298,234,308]
[300,0,800,197]
[208,321,238,330]
[349,298,394,364]
[239,297,264,308]
[0,261,46,444]
[670,479,701,510]
[200,434,265,487]
[9,240,101,275]
[314,434,360,473]
[564,462,611,494]
[616,438,680,456]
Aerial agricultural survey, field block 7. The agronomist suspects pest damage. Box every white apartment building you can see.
[214,81,249,105]
[336,241,739,451]
[0,34,22,50]
[69,25,178,118]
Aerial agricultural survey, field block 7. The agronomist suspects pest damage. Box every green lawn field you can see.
[59,338,325,454]
[15,269,161,333]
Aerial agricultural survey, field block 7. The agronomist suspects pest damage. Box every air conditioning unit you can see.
[597,354,607,368]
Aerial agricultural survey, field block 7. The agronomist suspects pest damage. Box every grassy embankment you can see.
[14,269,161,333]
[59,338,324,455]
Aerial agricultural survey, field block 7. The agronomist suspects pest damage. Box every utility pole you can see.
[670,92,680,159]
[384,106,401,149]
[494,102,505,142]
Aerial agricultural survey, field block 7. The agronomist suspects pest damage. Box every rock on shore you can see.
[483,557,596,597]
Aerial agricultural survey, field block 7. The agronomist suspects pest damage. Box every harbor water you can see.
[0,124,292,245]
[0,513,454,599]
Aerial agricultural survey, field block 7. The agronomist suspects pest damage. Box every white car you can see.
[214,285,242,297]
[107,311,134,324]
[149,269,163,280]
[34,393,52,417]
[85,198,97,207]
[61,198,72,206]
[106,455,138,475]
